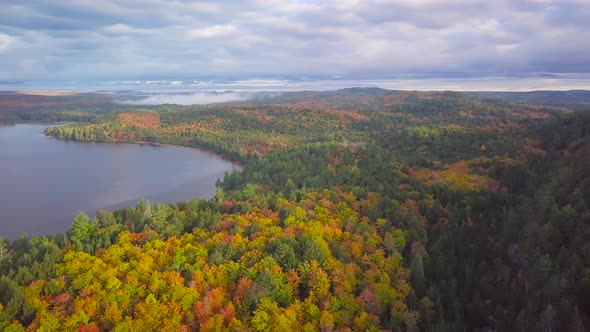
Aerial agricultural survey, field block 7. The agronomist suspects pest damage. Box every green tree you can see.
[0,242,12,262]
[68,212,90,249]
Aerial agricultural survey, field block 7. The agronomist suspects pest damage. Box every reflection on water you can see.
[0,124,239,240]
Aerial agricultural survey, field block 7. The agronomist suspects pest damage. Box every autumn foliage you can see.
[117,111,161,129]
[4,89,589,331]
[21,191,412,330]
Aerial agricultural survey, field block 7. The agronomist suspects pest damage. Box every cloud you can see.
[0,33,13,52]
[0,0,588,88]
[103,23,150,34]
[187,24,236,38]
[120,92,249,105]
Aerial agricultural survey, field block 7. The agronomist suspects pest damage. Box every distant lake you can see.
[0,124,239,240]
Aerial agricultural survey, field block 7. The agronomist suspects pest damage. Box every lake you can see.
[0,124,239,240]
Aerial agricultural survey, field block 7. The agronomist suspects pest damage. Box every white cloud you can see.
[104,24,135,33]
[103,24,156,35]
[0,33,13,53]
[187,24,236,38]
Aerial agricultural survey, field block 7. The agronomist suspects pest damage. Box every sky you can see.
[0,0,589,91]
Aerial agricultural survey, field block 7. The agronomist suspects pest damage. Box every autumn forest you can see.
[1,88,589,331]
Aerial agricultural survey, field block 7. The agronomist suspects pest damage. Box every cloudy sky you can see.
[0,0,589,91]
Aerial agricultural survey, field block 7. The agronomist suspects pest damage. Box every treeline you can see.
[45,91,561,164]
[0,92,125,124]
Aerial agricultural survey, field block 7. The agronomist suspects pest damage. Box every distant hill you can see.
[0,92,122,123]
[468,90,590,110]
[2,88,589,125]
[253,88,590,111]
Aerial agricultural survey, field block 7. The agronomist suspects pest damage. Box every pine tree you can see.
[68,211,90,249]
[411,252,426,296]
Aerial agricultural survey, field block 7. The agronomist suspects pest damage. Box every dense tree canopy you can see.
[2,89,589,331]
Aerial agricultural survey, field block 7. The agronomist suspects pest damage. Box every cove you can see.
[0,123,239,240]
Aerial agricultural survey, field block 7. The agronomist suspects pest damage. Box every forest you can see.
[2,88,589,331]
[0,92,126,125]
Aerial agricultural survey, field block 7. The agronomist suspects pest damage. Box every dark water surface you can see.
[0,124,239,240]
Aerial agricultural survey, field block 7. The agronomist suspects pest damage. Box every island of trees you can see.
[1,88,589,331]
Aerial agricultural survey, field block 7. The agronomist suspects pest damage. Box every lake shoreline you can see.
[43,133,244,166]
[1,123,239,240]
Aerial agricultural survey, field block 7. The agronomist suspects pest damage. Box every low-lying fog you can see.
[118,91,252,105]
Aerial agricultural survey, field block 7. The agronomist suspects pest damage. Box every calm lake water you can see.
[0,124,239,240]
